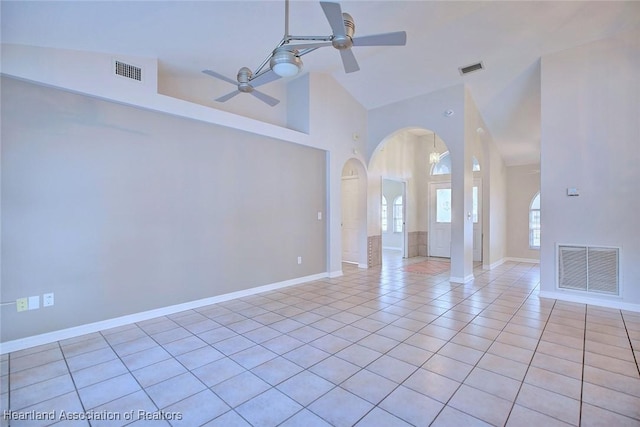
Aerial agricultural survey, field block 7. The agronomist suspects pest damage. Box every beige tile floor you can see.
[2,257,640,426]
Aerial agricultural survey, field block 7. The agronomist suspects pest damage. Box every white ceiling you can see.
[2,1,639,166]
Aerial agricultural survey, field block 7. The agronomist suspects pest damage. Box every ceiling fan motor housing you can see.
[332,12,355,49]
[236,67,254,92]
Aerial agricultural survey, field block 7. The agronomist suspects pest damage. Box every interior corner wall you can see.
[306,72,368,276]
[540,31,640,307]
[506,165,540,261]
[1,77,327,342]
[287,73,310,134]
[486,137,507,268]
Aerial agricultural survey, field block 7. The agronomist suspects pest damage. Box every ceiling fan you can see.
[202,0,407,106]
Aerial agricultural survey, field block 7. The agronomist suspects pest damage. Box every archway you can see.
[368,127,452,268]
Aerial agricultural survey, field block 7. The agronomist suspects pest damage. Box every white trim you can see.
[483,258,506,270]
[358,263,368,269]
[0,272,327,355]
[328,270,343,278]
[505,257,540,264]
[538,291,640,313]
[450,274,474,284]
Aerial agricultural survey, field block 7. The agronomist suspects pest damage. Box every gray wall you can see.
[1,77,327,342]
[506,164,540,261]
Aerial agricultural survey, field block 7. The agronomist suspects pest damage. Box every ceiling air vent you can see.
[459,61,484,76]
[114,60,142,82]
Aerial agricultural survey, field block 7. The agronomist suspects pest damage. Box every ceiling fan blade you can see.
[352,31,407,47]
[284,41,333,50]
[202,69,237,86]
[215,90,241,103]
[249,69,281,88]
[340,48,360,73]
[251,90,280,107]
[320,1,346,37]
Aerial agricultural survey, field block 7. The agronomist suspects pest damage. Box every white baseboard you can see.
[328,270,343,278]
[483,258,506,270]
[0,272,328,355]
[358,263,368,269]
[506,257,540,264]
[539,291,640,313]
[483,257,539,270]
[450,274,474,284]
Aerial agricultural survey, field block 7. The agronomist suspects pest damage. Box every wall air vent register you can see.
[558,245,620,295]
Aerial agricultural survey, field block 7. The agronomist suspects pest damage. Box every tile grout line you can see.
[620,312,640,378]
[56,340,90,427]
[426,266,546,426]
[278,264,509,426]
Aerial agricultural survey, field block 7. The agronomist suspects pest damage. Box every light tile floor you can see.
[2,258,640,426]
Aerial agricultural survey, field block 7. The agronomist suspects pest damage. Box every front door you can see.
[429,181,482,261]
[430,183,452,258]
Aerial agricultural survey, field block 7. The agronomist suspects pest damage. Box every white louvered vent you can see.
[558,245,619,295]
[114,60,142,82]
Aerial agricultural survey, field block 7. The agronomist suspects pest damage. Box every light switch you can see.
[28,295,40,310]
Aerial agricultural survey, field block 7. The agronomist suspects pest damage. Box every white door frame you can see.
[382,177,407,259]
[341,176,360,264]
[429,179,483,261]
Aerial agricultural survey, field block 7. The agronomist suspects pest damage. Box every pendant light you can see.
[429,132,440,164]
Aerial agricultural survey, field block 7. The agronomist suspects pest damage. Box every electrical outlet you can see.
[16,298,28,312]
[28,295,40,310]
[297,256,302,265]
[43,293,54,307]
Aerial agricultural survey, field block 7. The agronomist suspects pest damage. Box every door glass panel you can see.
[436,188,451,223]
[473,186,478,223]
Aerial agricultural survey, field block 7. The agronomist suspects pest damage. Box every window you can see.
[381,196,388,232]
[472,156,481,172]
[430,152,481,175]
[393,196,403,233]
[472,186,478,223]
[431,151,451,175]
[529,193,541,249]
[435,189,451,223]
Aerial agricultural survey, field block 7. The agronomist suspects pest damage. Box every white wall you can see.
[506,164,540,261]
[306,73,369,276]
[540,30,640,309]
[487,143,507,268]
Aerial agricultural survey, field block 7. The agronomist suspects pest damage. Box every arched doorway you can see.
[369,127,447,268]
[341,158,367,268]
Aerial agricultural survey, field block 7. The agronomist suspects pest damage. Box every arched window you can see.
[393,196,403,233]
[381,196,388,232]
[530,193,541,249]
[430,152,480,175]
[472,156,481,172]
[431,151,451,175]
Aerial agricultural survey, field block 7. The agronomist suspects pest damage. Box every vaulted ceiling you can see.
[3,1,639,165]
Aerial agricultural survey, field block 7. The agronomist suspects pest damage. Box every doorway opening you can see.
[382,178,406,263]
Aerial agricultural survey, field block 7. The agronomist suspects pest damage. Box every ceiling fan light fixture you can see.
[270,48,302,77]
